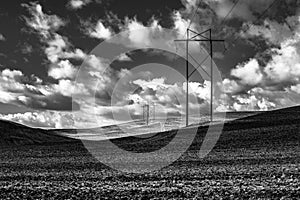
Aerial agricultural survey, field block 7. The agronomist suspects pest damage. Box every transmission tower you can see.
[175,28,224,125]
[142,103,155,125]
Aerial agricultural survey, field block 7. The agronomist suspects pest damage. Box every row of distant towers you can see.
[142,103,155,125]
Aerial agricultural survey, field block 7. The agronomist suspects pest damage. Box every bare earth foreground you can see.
[0,107,300,199]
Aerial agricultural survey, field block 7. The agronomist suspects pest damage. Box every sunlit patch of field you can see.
[59,111,259,141]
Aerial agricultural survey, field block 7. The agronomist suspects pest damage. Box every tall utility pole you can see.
[175,28,224,124]
[185,30,189,127]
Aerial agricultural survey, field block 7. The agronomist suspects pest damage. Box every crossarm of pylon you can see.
[188,29,210,40]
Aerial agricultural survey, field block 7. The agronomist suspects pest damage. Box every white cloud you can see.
[4,5,299,129]
[173,11,191,37]
[133,78,167,91]
[0,34,5,41]
[0,69,25,94]
[45,34,88,64]
[24,3,65,38]
[0,91,15,103]
[290,84,300,94]
[68,0,91,9]
[0,68,87,113]
[1,69,23,79]
[117,53,132,61]
[218,14,300,112]
[52,79,88,97]
[264,45,300,83]
[232,92,276,111]
[85,54,110,70]
[126,18,153,46]
[88,21,112,40]
[62,48,86,60]
[231,59,263,86]
[221,78,241,94]
[48,60,77,79]
[25,3,84,65]
[45,34,68,63]
[0,111,75,128]
[184,81,211,101]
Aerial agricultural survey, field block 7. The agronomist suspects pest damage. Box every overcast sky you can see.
[0,0,299,128]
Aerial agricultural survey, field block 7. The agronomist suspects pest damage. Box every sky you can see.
[0,0,299,128]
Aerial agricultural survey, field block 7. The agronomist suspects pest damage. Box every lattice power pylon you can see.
[142,103,155,125]
[174,28,224,125]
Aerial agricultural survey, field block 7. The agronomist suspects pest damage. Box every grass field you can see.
[0,107,299,199]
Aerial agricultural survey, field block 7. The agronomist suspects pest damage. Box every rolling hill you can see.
[0,119,75,146]
[110,105,300,152]
[0,105,299,147]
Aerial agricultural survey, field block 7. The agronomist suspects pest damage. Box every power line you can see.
[175,0,278,86]
[186,1,202,30]
[176,1,203,51]
[176,0,239,75]
[183,1,215,39]
[226,0,278,50]
[188,0,278,78]
[219,0,240,27]
[174,0,234,52]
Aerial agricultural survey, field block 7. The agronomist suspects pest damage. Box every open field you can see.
[0,107,299,199]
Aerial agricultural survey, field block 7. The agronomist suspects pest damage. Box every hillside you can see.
[0,119,75,146]
[111,105,300,152]
[0,105,299,146]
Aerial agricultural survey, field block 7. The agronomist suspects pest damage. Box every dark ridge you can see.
[0,119,76,146]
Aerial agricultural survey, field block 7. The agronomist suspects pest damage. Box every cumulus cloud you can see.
[124,18,162,47]
[3,1,297,128]
[290,84,300,94]
[0,91,15,104]
[0,111,75,128]
[88,21,112,40]
[25,3,85,68]
[0,69,25,97]
[24,3,65,38]
[62,48,86,60]
[221,78,242,94]
[264,44,300,84]
[52,79,88,97]
[68,0,91,10]
[0,33,5,41]
[220,14,300,111]
[117,53,132,61]
[129,78,211,116]
[48,60,77,79]
[0,68,83,112]
[231,58,263,86]
[45,34,69,63]
[1,69,23,79]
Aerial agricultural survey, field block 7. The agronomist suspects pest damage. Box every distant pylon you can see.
[142,104,149,125]
[142,102,155,125]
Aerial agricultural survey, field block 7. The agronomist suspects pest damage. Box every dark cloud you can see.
[16,93,80,111]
